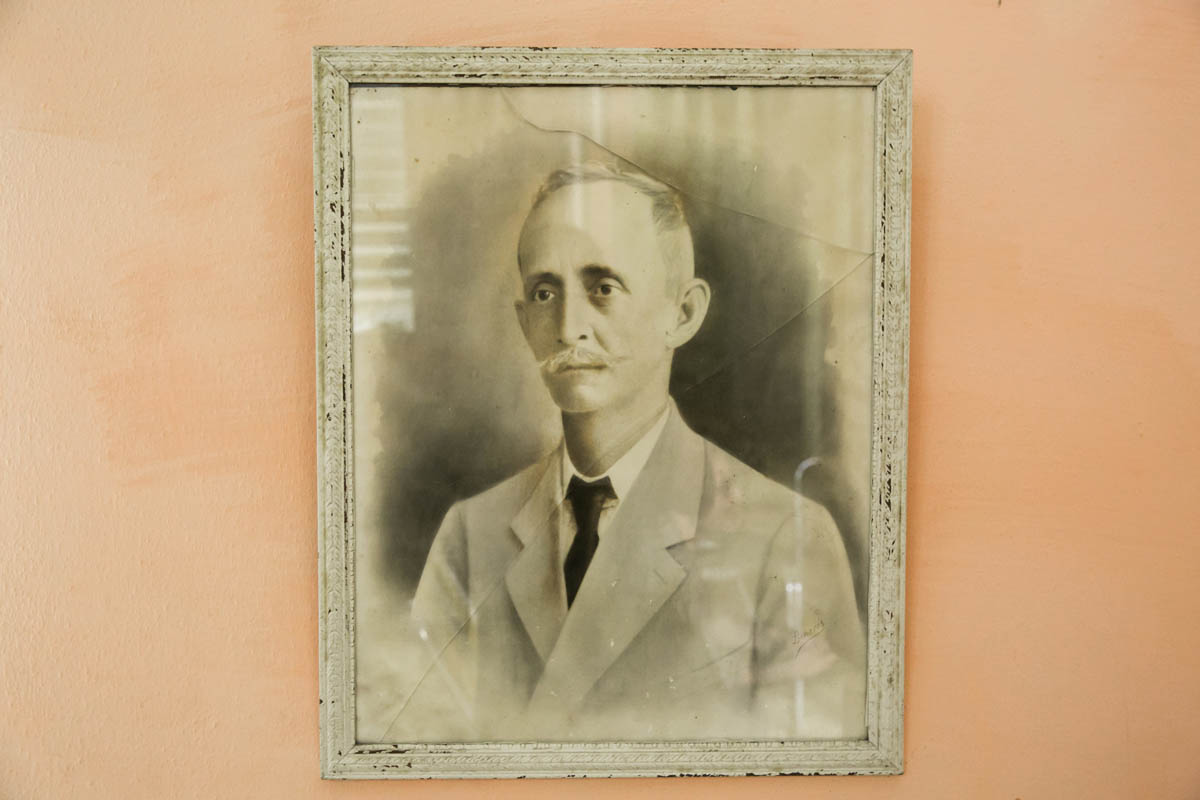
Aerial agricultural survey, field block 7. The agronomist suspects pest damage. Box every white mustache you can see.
[540,347,620,373]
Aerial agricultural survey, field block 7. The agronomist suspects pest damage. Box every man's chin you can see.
[543,373,614,414]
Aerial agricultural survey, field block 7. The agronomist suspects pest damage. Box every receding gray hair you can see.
[524,161,695,286]
[531,161,690,236]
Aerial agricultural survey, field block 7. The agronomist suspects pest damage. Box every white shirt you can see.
[554,407,670,563]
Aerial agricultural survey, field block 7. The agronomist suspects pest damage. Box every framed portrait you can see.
[315,46,910,778]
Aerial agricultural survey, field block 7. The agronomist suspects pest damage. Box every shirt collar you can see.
[558,405,671,504]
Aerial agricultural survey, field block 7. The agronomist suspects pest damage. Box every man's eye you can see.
[532,288,555,302]
[592,283,617,297]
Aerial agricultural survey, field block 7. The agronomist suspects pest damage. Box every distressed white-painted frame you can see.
[315,46,910,779]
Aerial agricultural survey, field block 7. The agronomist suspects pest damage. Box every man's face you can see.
[515,180,682,415]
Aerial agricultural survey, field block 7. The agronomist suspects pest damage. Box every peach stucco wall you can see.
[3,1,1198,797]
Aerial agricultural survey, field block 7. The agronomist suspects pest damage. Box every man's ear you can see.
[514,299,530,338]
[513,299,528,335]
[665,277,711,349]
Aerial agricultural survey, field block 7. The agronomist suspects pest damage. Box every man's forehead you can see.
[526,180,661,236]
[518,180,661,264]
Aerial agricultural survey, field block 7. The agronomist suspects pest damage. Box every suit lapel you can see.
[528,408,706,715]
[504,456,567,664]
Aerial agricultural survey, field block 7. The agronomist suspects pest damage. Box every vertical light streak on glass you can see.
[789,456,821,733]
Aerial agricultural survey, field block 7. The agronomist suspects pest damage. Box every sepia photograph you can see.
[316,47,910,778]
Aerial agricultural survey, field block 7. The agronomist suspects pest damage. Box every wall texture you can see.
[2,1,1198,797]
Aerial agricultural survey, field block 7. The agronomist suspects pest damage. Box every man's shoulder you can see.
[447,455,552,525]
[698,437,796,515]
[694,435,836,540]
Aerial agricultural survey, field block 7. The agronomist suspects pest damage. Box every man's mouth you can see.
[557,362,608,373]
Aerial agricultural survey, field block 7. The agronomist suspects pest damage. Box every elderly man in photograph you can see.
[389,161,865,742]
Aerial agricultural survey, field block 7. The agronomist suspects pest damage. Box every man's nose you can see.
[556,293,591,344]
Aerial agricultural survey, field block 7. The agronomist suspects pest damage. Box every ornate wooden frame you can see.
[315,46,911,779]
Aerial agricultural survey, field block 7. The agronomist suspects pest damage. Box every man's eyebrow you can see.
[580,264,628,289]
[523,272,563,289]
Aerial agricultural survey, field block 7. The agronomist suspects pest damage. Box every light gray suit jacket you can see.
[388,407,865,742]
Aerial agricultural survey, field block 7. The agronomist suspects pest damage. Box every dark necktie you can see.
[563,475,615,608]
